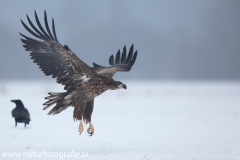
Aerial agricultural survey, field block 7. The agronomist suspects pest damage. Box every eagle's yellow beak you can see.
[122,84,127,90]
[118,83,127,89]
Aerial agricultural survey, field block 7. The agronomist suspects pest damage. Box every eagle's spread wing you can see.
[20,10,99,90]
[91,44,138,77]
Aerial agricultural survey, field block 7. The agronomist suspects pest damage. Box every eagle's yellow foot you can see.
[87,122,94,136]
[78,120,84,135]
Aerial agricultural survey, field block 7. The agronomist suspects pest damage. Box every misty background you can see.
[0,0,239,80]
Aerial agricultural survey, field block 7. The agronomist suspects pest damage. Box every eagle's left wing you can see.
[91,44,138,77]
[20,11,99,90]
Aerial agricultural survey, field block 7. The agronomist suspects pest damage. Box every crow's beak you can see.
[10,100,15,102]
[122,84,127,90]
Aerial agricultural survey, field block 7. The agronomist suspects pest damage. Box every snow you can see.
[1,80,240,160]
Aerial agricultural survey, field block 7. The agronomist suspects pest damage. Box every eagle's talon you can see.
[87,130,93,136]
[87,122,94,136]
[78,120,84,135]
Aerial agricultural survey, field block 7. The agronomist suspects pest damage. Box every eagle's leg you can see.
[87,122,94,136]
[84,100,94,136]
[73,97,88,135]
[78,120,84,135]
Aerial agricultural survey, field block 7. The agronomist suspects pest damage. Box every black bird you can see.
[11,100,31,127]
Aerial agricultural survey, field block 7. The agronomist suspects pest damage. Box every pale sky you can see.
[0,0,239,80]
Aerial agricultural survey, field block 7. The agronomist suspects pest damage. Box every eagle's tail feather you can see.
[43,92,72,115]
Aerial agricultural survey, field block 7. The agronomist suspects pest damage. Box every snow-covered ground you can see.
[1,80,240,160]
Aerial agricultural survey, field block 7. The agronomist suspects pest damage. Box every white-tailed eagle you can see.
[20,10,137,136]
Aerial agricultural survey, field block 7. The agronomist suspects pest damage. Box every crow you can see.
[11,100,31,127]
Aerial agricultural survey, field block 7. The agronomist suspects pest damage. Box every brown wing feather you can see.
[91,44,138,77]
[20,10,99,90]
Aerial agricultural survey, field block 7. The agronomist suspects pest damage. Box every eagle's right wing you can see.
[20,11,99,90]
[91,44,138,77]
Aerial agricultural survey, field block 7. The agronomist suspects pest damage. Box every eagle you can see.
[19,11,138,136]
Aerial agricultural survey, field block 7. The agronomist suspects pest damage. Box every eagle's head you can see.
[109,81,127,90]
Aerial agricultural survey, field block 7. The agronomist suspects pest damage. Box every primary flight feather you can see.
[20,10,138,136]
